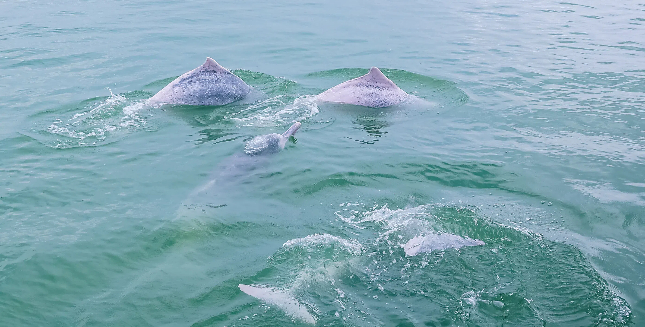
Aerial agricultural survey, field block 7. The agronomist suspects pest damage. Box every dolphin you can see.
[182,121,302,212]
[316,67,409,108]
[244,121,302,156]
[204,121,301,183]
[148,57,250,106]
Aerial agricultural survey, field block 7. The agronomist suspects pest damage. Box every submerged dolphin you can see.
[207,121,301,182]
[317,67,409,108]
[149,57,250,106]
[193,121,301,190]
[178,121,301,217]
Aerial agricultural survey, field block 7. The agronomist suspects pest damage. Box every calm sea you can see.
[1,0,643,325]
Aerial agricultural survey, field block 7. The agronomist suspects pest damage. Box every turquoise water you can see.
[1,0,644,325]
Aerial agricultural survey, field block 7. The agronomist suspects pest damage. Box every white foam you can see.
[232,95,319,127]
[282,233,363,256]
[122,101,147,116]
[612,297,632,324]
[337,204,428,226]
[45,90,148,148]
[402,233,485,256]
[566,178,645,206]
[238,284,316,324]
[509,128,645,163]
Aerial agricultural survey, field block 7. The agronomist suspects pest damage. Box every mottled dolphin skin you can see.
[148,57,250,106]
[244,122,301,156]
[317,67,409,108]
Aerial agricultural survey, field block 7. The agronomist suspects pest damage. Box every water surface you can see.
[1,0,644,325]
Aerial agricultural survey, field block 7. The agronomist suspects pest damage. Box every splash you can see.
[565,178,645,206]
[402,233,485,256]
[282,233,363,256]
[231,95,319,127]
[44,89,151,148]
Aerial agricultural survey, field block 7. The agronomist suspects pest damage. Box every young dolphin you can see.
[149,57,250,106]
[200,121,302,185]
[179,121,301,216]
[244,121,301,156]
[317,67,409,108]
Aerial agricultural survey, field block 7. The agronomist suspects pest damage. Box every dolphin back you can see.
[317,67,408,108]
[149,57,251,106]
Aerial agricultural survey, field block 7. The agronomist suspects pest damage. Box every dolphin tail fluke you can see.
[282,122,302,138]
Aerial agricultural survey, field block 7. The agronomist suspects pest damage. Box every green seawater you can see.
[1,0,643,326]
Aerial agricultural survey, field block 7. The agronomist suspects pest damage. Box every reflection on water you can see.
[195,128,242,145]
[352,115,389,144]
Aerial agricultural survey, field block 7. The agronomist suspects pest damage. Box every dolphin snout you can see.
[282,122,301,138]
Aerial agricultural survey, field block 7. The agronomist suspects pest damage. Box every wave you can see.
[237,202,631,326]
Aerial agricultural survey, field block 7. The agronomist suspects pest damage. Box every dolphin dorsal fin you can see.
[316,66,408,107]
[364,67,397,87]
[368,67,386,78]
[201,57,231,74]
